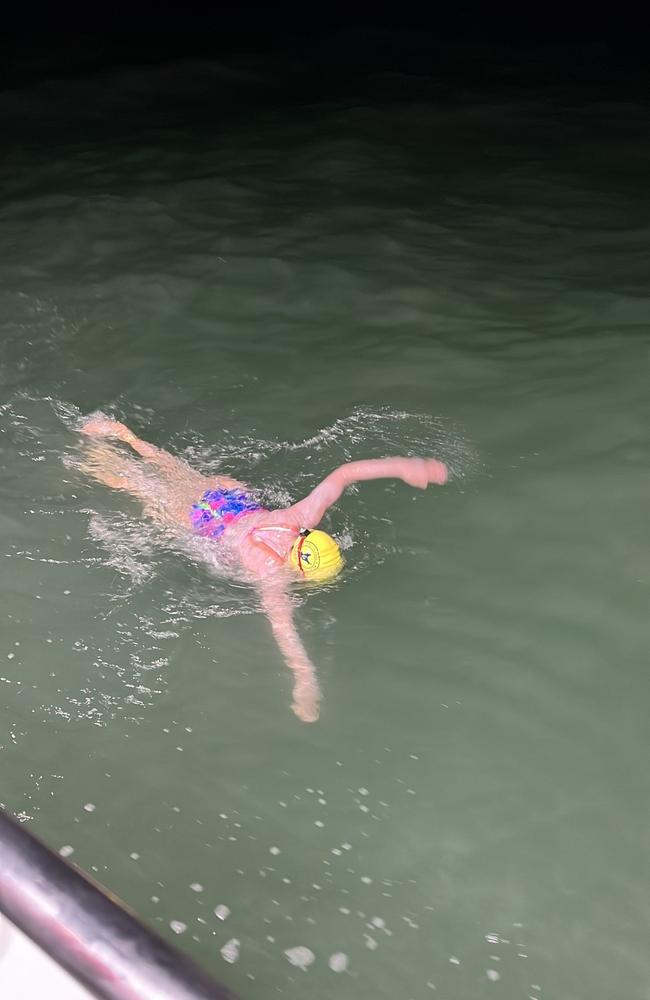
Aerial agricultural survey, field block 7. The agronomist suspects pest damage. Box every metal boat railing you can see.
[0,807,238,1000]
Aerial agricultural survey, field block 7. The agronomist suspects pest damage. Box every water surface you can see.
[1,58,649,1000]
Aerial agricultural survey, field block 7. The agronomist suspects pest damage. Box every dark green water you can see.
[1,62,649,1000]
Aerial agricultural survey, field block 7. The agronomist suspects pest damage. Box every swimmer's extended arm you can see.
[259,582,321,723]
[285,457,448,528]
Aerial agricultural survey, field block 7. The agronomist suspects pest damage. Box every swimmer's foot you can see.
[79,415,163,463]
[80,414,136,444]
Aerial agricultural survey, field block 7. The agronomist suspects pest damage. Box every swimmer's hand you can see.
[291,679,321,723]
[399,458,448,489]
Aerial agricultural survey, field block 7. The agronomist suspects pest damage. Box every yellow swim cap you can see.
[289,529,344,583]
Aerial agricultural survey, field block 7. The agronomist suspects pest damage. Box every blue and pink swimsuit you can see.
[190,488,264,539]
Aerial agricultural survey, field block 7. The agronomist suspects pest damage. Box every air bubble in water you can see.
[221,938,240,964]
[328,952,349,973]
[284,946,315,970]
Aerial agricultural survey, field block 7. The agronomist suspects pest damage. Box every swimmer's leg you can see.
[75,437,209,531]
[74,440,156,502]
[80,413,243,491]
[80,414,195,476]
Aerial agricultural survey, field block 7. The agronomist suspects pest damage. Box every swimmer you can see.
[77,414,448,722]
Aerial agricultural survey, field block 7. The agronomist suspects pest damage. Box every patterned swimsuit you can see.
[190,488,264,539]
